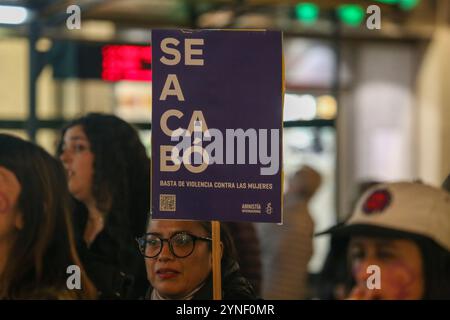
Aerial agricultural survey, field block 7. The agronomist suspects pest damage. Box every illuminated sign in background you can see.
[102,45,152,82]
[52,42,152,81]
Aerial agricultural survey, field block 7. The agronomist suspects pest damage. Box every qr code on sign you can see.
[160,194,176,212]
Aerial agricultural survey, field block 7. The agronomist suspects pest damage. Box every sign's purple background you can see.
[152,29,283,222]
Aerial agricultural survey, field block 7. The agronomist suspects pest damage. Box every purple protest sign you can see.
[151,29,283,223]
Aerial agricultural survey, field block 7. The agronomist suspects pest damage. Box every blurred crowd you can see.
[0,113,449,300]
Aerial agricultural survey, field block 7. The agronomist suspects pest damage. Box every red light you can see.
[102,45,152,82]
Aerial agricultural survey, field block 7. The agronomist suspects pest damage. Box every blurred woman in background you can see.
[58,113,150,299]
[0,133,96,299]
[318,182,450,300]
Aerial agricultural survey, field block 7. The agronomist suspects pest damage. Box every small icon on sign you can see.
[265,203,273,215]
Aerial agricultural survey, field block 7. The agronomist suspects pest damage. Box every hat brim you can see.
[315,223,423,240]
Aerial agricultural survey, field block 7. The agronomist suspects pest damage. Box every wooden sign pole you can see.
[212,220,222,300]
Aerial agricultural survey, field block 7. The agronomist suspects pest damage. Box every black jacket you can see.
[194,261,258,300]
[73,205,147,299]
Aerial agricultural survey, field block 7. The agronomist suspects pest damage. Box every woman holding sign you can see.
[137,219,257,300]
[58,113,150,299]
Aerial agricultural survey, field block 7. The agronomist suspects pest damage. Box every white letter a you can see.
[366,265,381,290]
[66,5,81,30]
[66,265,81,290]
[366,5,381,30]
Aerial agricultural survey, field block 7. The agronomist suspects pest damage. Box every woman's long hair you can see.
[58,113,150,280]
[197,221,256,298]
[58,113,150,238]
[0,134,96,299]
[197,221,238,272]
[414,236,450,299]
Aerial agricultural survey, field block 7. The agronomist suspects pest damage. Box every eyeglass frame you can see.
[136,231,213,259]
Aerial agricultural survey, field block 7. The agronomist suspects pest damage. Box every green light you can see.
[338,4,364,27]
[295,3,319,25]
[399,0,420,10]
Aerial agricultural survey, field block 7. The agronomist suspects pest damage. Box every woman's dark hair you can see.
[316,235,350,300]
[0,133,96,299]
[414,236,450,299]
[197,221,256,299]
[197,221,238,272]
[442,174,450,193]
[57,113,151,240]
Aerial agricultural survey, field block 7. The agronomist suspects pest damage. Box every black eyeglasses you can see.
[136,232,212,259]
